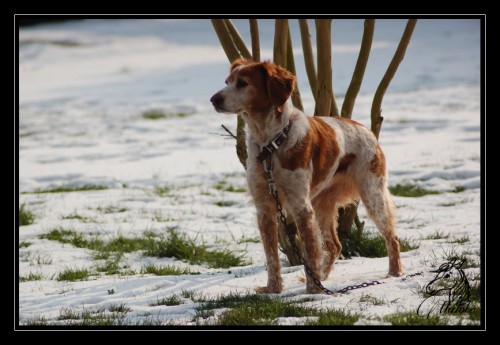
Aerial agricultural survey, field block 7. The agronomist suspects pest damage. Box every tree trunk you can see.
[273,19,288,66]
[224,19,252,59]
[314,19,334,116]
[211,20,241,62]
[286,26,304,112]
[336,19,375,239]
[341,19,375,119]
[371,19,417,139]
[298,19,317,102]
[249,19,260,61]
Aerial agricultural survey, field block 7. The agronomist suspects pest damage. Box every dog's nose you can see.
[210,92,223,107]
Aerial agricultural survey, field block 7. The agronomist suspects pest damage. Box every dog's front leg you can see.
[255,205,283,294]
[294,203,323,294]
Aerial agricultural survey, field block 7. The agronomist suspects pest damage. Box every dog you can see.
[210,59,403,294]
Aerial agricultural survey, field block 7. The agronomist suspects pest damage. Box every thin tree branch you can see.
[298,19,317,102]
[286,25,304,111]
[341,19,375,119]
[211,19,241,62]
[371,19,417,139]
[224,19,252,59]
[273,19,288,66]
[315,19,335,116]
[221,125,237,140]
[249,19,260,62]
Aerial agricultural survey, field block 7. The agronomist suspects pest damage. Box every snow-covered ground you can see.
[18,19,481,326]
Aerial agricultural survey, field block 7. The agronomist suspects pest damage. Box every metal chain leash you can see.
[262,160,424,295]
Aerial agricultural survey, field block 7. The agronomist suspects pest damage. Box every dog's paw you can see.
[387,269,404,278]
[305,284,324,294]
[297,274,306,283]
[255,285,283,294]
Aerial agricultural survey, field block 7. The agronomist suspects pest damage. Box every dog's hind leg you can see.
[359,174,403,277]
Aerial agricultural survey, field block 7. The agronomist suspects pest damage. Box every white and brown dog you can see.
[211,59,403,294]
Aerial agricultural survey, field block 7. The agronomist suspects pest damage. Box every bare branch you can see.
[273,19,288,66]
[298,19,317,102]
[249,19,260,62]
[341,19,375,119]
[315,19,337,116]
[286,26,304,111]
[211,19,241,62]
[221,125,237,140]
[371,19,417,139]
[224,19,252,59]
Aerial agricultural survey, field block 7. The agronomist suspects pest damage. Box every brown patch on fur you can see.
[370,145,386,177]
[280,117,340,189]
[336,153,357,174]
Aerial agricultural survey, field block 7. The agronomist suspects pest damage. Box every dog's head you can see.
[210,59,296,115]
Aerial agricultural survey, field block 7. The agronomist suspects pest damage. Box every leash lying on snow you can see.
[262,157,423,295]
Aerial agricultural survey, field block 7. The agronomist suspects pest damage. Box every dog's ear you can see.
[230,58,251,71]
[262,61,296,106]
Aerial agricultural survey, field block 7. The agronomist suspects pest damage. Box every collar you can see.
[257,121,292,163]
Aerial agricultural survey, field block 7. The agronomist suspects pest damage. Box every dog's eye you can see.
[237,79,248,88]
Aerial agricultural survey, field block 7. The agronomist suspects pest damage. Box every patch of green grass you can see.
[95,254,124,275]
[96,205,128,213]
[105,235,152,253]
[19,204,36,226]
[60,212,92,222]
[140,264,200,276]
[19,241,32,248]
[58,306,127,326]
[358,294,386,306]
[197,293,359,326]
[212,295,315,326]
[25,315,48,326]
[153,185,171,197]
[181,289,200,300]
[143,228,248,269]
[214,200,238,207]
[142,110,192,120]
[19,272,43,282]
[24,184,108,194]
[57,268,90,281]
[237,236,260,244]
[214,180,246,193]
[41,227,247,270]
[383,311,448,325]
[448,235,470,244]
[40,228,103,250]
[422,230,450,240]
[108,303,132,314]
[305,309,360,326]
[452,186,465,193]
[21,253,53,266]
[142,111,166,120]
[420,246,480,269]
[389,184,441,197]
[149,295,183,307]
[341,227,419,259]
[152,213,176,222]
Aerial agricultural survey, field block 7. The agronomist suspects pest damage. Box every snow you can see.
[18,19,481,326]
